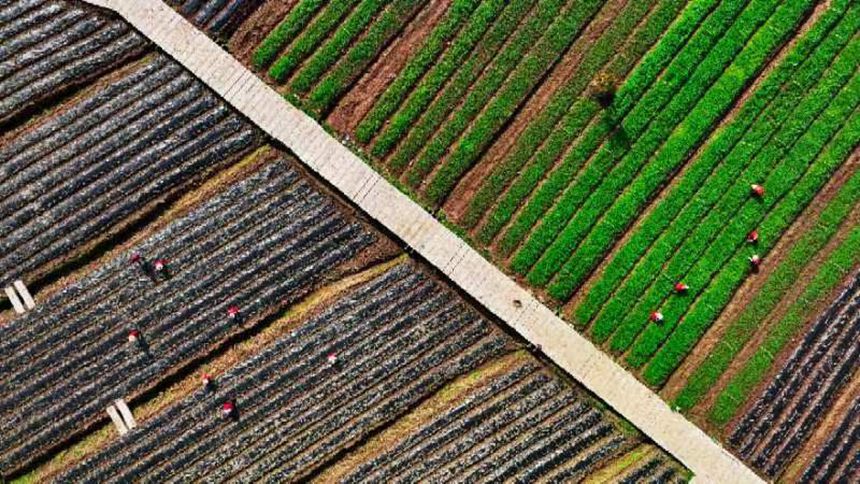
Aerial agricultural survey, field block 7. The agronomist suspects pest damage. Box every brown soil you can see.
[313,351,530,483]
[33,258,403,482]
[228,0,302,66]
[442,0,630,223]
[564,0,829,321]
[673,160,860,425]
[326,0,452,136]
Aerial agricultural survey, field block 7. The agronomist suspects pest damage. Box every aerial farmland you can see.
[1,0,857,482]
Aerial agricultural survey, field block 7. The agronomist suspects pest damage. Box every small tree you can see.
[590,72,619,108]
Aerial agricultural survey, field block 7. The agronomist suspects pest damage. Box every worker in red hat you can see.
[750,184,765,198]
[222,400,236,419]
[128,329,141,344]
[227,305,240,319]
[674,282,689,293]
[749,254,762,270]
[327,352,338,367]
[650,311,664,323]
[202,373,213,392]
[153,258,168,273]
[747,229,759,244]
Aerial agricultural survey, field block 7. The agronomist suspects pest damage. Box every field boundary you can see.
[81,1,762,482]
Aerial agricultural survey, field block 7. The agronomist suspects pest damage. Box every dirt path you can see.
[564,0,829,320]
[667,156,860,423]
[441,0,630,222]
[228,0,302,66]
[326,0,451,136]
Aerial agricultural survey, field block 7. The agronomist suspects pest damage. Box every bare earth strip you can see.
[228,0,301,66]
[326,0,452,135]
[664,150,859,408]
[442,0,630,221]
[564,0,829,318]
[82,2,765,481]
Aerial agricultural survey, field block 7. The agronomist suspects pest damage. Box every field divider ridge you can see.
[80,1,763,482]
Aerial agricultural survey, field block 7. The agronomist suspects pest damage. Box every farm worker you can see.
[227,305,240,319]
[128,329,141,344]
[202,373,213,391]
[749,254,762,269]
[222,401,236,419]
[747,229,759,244]
[674,282,689,293]
[153,258,168,273]
[750,184,765,198]
[650,311,664,323]
[327,353,338,367]
[130,252,143,265]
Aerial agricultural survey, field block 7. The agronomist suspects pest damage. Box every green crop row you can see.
[370,0,518,159]
[709,216,860,425]
[268,0,361,83]
[458,0,657,228]
[397,0,566,184]
[498,0,742,261]
[539,0,815,300]
[512,0,772,279]
[252,0,326,70]
[624,74,860,369]
[592,39,858,348]
[304,0,423,112]
[293,0,413,97]
[577,1,855,331]
[422,0,605,203]
[474,0,688,245]
[354,0,480,143]
[674,161,860,412]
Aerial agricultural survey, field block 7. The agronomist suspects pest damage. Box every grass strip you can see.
[268,0,361,83]
[514,0,784,282]
[541,0,817,300]
[370,0,516,159]
[354,0,481,143]
[457,0,657,228]
[292,0,410,97]
[496,0,740,258]
[575,2,855,329]
[673,166,860,411]
[591,31,859,346]
[474,0,687,244]
[393,0,564,179]
[708,221,860,425]
[252,0,327,70]
[625,75,860,368]
[422,0,605,204]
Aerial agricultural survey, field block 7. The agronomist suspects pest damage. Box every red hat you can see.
[222,401,235,416]
[674,282,689,293]
[128,329,141,342]
[153,258,168,271]
[202,373,212,384]
[750,184,765,197]
[650,311,664,323]
[227,305,240,318]
[747,230,759,243]
[327,353,338,364]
